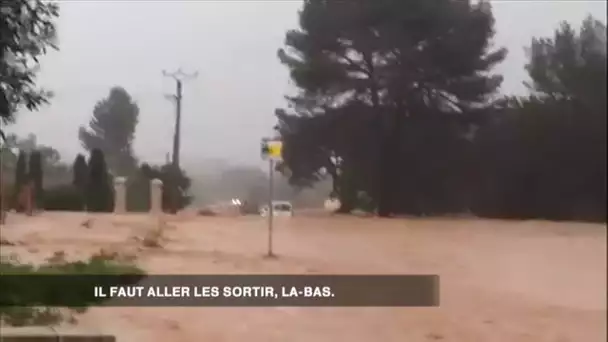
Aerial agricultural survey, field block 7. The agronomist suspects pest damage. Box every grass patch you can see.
[0,251,146,327]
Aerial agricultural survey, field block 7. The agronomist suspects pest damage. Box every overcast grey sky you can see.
[8,0,607,169]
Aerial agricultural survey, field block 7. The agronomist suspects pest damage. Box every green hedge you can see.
[43,185,85,211]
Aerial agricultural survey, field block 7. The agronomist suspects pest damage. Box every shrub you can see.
[43,185,85,211]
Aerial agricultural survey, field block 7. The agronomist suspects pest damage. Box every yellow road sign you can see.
[267,140,282,159]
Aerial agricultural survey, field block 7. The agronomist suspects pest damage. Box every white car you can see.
[260,201,294,217]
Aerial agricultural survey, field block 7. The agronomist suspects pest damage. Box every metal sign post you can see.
[267,158,275,257]
[261,138,282,258]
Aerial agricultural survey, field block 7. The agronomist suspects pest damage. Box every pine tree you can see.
[276,0,506,216]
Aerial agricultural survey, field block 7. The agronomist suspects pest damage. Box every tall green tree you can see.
[1,0,59,142]
[28,150,43,209]
[474,16,606,221]
[85,148,113,212]
[276,0,506,216]
[72,154,88,189]
[78,87,139,177]
[525,16,606,221]
[526,16,606,113]
[12,150,27,210]
[72,154,88,210]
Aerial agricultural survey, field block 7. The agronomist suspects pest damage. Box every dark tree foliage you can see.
[155,164,192,212]
[126,164,152,212]
[127,163,192,212]
[27,150,43,209]
[473,17,606,221]
[277,0,506,216]
[0,0,59,142]
[72,154,88,210]
[85,148,113,212]
[276,2,605,222]
[43,184,83,211]
[72,154,88,189]
[12,150,27,210]
[276,104,381,213]
[78,87,139,177]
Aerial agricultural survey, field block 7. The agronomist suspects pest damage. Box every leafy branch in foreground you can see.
[1,0,60,138]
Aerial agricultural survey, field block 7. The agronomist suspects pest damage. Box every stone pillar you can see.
[113,177,127,214]
[150,178,163,214]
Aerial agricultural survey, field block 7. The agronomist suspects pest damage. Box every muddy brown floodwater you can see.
[1,212,606,342]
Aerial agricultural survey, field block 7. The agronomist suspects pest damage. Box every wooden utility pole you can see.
[163,69,198,213]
